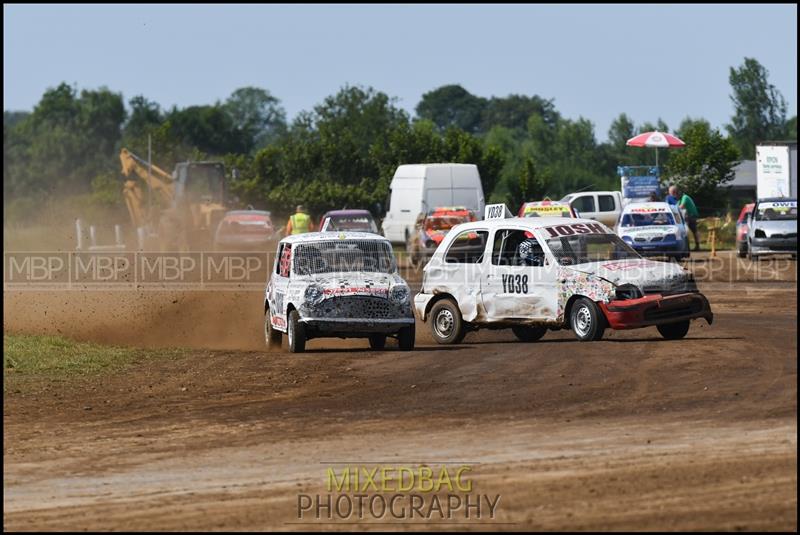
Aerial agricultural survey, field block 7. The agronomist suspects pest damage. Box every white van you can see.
[381,164,486,243]
[560,191,623,228]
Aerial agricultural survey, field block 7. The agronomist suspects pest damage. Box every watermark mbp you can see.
[296,464,501,522]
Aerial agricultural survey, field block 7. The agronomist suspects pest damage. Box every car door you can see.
[597,193,620,227]
[268,242,292,331]
[422,228,489,322]
[480,227,559,321]
[570,194,598,222]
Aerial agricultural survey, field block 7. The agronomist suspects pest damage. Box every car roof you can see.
[280,231,389,244]
[621,201,675,212]
[756,197,797,203]
[448,216,609,232]
[225,210,271,216]
[323,209,373,216]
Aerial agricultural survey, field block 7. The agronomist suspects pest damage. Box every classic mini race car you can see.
[413,204,713,343]
[518,199,576,218]
[406,206,477,267]
[617,202,691,260]
[745,198,797,260]
[264,232,415,353]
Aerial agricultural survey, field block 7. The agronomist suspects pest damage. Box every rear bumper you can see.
[749,236,797,254]
[599,292,713,330]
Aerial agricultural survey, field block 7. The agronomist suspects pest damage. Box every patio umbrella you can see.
[626,131,686,168]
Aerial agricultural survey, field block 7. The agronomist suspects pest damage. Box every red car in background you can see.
[213,209,276,251]
[406,206,477,267]
[736,203,755,258]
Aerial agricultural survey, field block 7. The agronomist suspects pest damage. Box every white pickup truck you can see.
[560,191,623,228]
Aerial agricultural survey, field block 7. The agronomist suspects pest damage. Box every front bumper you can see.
[599,292,713,330]
[749,236,797,255]
[628,239,684,256]
[300,317,415,335]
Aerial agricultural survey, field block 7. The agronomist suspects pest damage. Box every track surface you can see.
[3,252,798,531]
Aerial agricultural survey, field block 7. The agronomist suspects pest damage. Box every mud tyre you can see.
[429,299,465,345]
[657,320,690,340]
[264,309,282,349]
[570,298,606,342]
[511,325,547,342]
[287,310,306,353]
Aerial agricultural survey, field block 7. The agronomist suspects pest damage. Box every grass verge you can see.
[4,334,185,384]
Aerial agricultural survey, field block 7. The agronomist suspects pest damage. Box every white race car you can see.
[264,232,415,353]
[414,204,712,343]
[617,202,690,260]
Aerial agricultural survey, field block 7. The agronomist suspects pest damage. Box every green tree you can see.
[224,87,286,150]
[480,94,558,132]
[663,122,739,213]
[727,57,788,159]
[415,84,487,133]
[785,115,797,141]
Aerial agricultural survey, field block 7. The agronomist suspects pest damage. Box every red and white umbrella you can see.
[626,131,685,167]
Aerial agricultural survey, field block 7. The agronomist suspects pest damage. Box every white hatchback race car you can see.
[264,232,415,353]
[414,204,712,343]
[617,202,690,260]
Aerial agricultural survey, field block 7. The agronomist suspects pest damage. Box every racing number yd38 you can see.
[414,205,713,344]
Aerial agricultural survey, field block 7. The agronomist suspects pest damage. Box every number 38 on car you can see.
[413,204,713,343]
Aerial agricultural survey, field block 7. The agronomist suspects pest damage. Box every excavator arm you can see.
[119,148,177,229]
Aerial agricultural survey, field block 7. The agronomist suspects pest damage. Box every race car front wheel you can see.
[511,325,547,342]
[430,299,465,345]
[570,298,605,342]
[657,320,690,340]
[398,323,415,351]
[369,334,387,350]
[264,310,282,349]
[287,310,306,353]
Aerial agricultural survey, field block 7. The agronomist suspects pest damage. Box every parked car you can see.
[413,204,712,344]
[617,202,691,260]
[560,191,623,227]
[406,206,477,268]
[319,209,379,233]
[264,232,416,353]
[518,199,576,218]
[736,203,756,258]
[213,210,275,251]
[746,198,797,260]
[382,164,485,243]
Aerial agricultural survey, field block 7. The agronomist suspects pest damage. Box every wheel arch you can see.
[424,292,458,320]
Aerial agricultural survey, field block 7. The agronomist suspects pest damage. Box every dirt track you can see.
[3,252,798,530]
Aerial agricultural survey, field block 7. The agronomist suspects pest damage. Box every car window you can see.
[293,239,396,274]
[598,195,616,212]
[278,243,292,277]
[492,229,546,267]
[444,230,489,264]
[573,195,596,213]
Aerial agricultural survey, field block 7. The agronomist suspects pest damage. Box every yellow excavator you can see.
[119,148,228,251]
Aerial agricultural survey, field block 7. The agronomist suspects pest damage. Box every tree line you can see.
[3,57,795,224]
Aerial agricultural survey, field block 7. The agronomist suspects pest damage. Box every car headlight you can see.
[621,235,633,243]
[304,284,325,306]
[614,283,642,300]
[664,234,676,241]
[389,285,410,304]
[754,229,766,238]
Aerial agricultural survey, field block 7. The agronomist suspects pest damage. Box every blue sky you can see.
[4,4,797,141]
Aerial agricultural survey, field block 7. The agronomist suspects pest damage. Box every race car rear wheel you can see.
[511,325,547,342]
[398,323,415,351]
[657,320,690,340]
[264,310,282,348]
[369,334,387,350]
[430,299,465,345]
[287,310,306,353]
[570,298,605,342]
